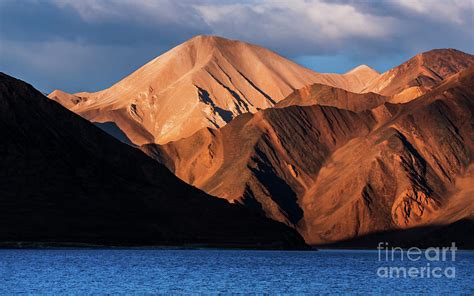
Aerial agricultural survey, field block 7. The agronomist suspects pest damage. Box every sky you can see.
[0,0,473,94]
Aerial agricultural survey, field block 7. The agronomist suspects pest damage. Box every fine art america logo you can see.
[377,242,457,279]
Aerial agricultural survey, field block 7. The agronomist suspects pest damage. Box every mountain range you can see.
[144,67,474,246]
[48,35,380,145]
[3,35,473,248]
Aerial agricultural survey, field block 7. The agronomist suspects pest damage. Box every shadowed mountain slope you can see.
[143,67,474,245]
[144,105,377,227]
[0,72,308,249]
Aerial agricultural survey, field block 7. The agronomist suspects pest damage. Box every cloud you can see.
[193,0,397,57]
[0,0,472,93]
[52,0,206,26]
[196,0,392,41]
[193,0,473,56]
[393,0,472,25]
[0,0,211,92]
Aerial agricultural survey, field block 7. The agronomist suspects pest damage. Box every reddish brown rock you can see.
[275,83,388,112]
[48,35,379,145]
[144,67,474,246]
[363,48,474,101]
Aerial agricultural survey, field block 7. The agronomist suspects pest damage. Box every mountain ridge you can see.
[48,35,380,145]
[43,36,474,247]
[362,48,474,101]
[143,66,474,246]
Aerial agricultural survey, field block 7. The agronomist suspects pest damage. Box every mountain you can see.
[143,67,474,247]
[43,36,474,247]
[275,49,474,112]
[48,35,378,145]
[0,72,308,249]
[362,49,474,102]
[300,67,474,245]
[343,65,380,92]
[143,105,377,227]
[275,83,388,112]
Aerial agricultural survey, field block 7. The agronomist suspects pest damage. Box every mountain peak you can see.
[54,34,330,144]
[363,48,474,96]
[345,64,378,75]
[188,34,231,43]
[153,35,257,72]
[180,35,245,54]
[184,35,227,48]
[342,64,380,92]
[418,48,467,56]
[416,48,474,69]
[52,36,429,145]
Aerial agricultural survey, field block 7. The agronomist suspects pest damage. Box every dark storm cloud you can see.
[0,0,472,93]
[0,0,212,92]
[0,1,206,46]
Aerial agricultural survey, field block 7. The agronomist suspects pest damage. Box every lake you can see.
[1,249,473,294]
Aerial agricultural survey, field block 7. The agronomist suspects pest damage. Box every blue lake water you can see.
[1,249,473,294]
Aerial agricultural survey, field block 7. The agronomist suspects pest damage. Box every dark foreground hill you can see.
[0,73,307,249]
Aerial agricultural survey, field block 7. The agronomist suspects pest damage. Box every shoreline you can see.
[2,242,473,251]
[0,241,317,251]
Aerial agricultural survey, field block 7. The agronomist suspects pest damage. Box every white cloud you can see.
[50,0,393,44]
[195,0,393,44]
[45,0,472,57]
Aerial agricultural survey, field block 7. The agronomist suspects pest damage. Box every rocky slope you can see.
[274,49,474,113]
[342,64,381,93]
[144,67,474,246]
[0,72,308,249]
[144,105,377,226]
[300,68,474,245]
[48,35,378,145]
[275,83,388,112]
[362,48,474,102]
